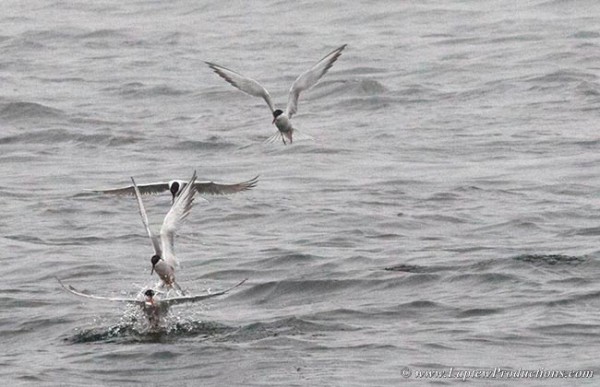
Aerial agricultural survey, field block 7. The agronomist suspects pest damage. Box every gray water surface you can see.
[1,1,600,386]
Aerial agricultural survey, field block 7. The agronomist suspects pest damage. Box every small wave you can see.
[0,129,142,146]
[530,323,600,338]
[526,69,595,85]
[0,101,64,121]
[78,29,127,40]
[173,138,237,151]
[571,31,600,39]
[456,308,501,318]
[113,82,191,98]
[384,264,433,273]
[310,78,388,100]
[221,316,353,343]
[513,254,586,266]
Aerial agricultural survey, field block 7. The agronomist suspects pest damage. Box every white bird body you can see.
[206,44,347,144]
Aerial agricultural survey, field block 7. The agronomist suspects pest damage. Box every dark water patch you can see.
[0,102,64,121]
[78,29,128,40]
[545,290,600,307]
[243,279,378,304]
[513,254,586,266]
[0,129,142,146]
[432,36,484,46]
[400,300,439,308]
[474,219,545,234]
[425,191,461,202]
[414,213,470,224]
[308,308,373,322]
[337,96,398,111]
[526,69,596,85]
[563,226,600,237]
[252,252,319,269]
[575,81,600,97]
[531,323,600,338]
[113,82,191,98]
[571,31,600,39]
[221,316,352,343]
[423,342,455,350]
[66,320,232,344]
[487,34,544,44]
[456,308,501,318]
[444,272,522,286]
[173,139,237,151]
[4,233,105,247]
[336,66,389,76]
[384,264,437,273]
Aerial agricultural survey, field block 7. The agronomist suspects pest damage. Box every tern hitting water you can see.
[132,171,198,295]
[87,175,258,204]
[206,44,347,145]
[57,278,247,328]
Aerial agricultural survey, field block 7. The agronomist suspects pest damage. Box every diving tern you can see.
[57,278,247,328]
[132,170,198,295]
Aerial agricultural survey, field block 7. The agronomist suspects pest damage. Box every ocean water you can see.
[1,0,600,385]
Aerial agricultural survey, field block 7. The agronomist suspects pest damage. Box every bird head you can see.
[150,255,162,275]
[169,181,180,204]
[144,289,155,305]
[272,109,283,124]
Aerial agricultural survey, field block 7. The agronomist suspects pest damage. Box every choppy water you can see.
[2,0,600,385]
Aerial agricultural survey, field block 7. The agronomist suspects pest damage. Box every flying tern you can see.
[87,175,258,204]
[206,44,347,144]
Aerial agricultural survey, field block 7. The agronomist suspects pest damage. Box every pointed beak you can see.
[272,117,276,124]
[151,265,155,276]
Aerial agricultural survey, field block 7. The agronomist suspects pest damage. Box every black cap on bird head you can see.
[144,289,156,305]
[169,181,180,203]
[272,109,283,123]
[150,255,161,275]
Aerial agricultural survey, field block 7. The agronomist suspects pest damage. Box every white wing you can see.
[58,278,247,307]
[58,278,142,304]
[206,61,275,114]
[286,44,347,119]
[86,176,258,197]
[194,175,259,195]
[160,170,197,268]
[163,279,248,306]
[131,177,162,256]
[85,182,170,196]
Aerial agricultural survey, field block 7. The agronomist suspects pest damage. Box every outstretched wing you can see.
[131,177,162,256]
[160,170,197,267]
[286,44,347,119]
[57,278,142,304]
[84,182,170,196]
[206,61,275,114]
[194,175,259,195]
[163,279,248,306]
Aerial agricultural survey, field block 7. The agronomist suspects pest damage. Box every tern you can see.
[132,171,198,295]
[57,278,247,328]
[206,44,347,145]
[87,175,258,204]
